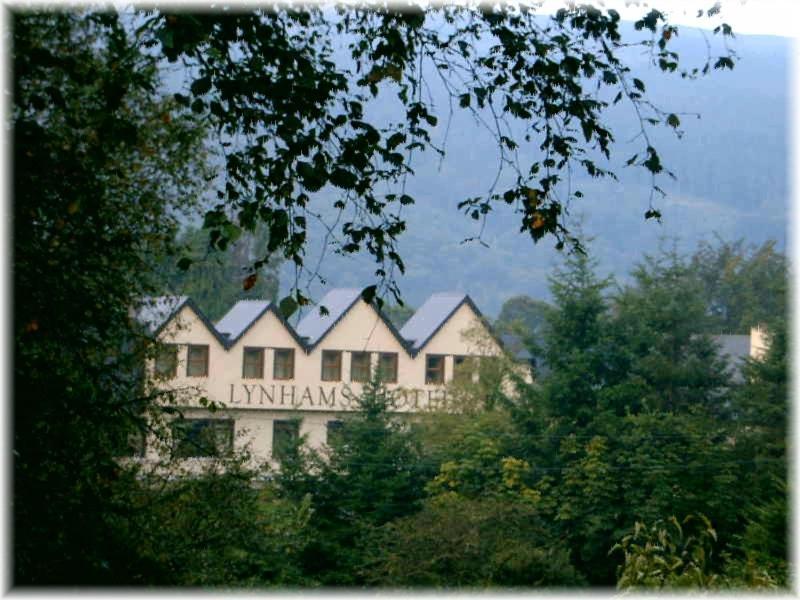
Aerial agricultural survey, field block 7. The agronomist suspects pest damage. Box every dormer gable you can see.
[295,288,410,354]
[135,295,227,347]
[216,299,308,350]
[400,292,502,357]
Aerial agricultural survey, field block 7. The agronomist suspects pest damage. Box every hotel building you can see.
[137,289,524,464]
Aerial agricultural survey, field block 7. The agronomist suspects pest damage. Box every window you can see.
[273,348,294,380]
[186,344,209,377]
[425,354,445,385]
[377,352,398,384]
[326,420,345,447]
[171,419,233,458]
[453,355,472,383]
[154,344,178,379]
[242,347,265,379]
[273,419,300,462]
[350,352,371,383]
[321,350,342,382]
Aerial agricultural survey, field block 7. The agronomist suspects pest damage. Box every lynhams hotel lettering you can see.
[227,382,447,410]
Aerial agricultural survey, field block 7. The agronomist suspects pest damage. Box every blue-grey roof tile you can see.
[295,288,362,346]
[400,292,467,351]
[712,334,750,363]
[216,300,271,341]
[135,296,188,334]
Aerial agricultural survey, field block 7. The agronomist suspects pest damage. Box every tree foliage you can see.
[494,295,550,339]
[158,224,281,321]
[15,5,788,592]
[690,236,787,333]
[138,4,736,309]
[13,11,209,584]
[272,379,433,585]
[372,493,582,588]
[114,460,315,586]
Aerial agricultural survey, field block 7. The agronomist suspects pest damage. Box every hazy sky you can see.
[537,0,799,37]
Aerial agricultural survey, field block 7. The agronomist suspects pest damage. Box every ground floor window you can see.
[171,418,233,458]
[272,419,301,462]
[326,419,345,447]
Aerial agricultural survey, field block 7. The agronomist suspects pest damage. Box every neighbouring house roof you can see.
[713,334,751,363]
[134,295,228,347]
[712,333,751,383]
[216,300,271,342]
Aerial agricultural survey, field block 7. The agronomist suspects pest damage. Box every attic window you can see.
[350,351,371,383]
[242,347,265,379]
[154,344,178,379]
[453,355,472,383]
[273,348,295,380]
[322,350,342,382]
[378,352,398,384]
[186,345,209,377]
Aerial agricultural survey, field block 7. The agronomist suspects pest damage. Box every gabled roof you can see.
[401,292,468,352]
[216,299,308,350]
[136,295,189,335]
[135,295,228,347]
[400,292,506,357]
[294,287,411,353]
[296,288,363,348]
[216,300,271,342]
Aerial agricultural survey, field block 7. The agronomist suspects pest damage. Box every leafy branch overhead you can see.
[140,3,735,314]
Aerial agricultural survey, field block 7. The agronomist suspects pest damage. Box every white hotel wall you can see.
[146,298,502,462]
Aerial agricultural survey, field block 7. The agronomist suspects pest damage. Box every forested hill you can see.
[281,27,788,317]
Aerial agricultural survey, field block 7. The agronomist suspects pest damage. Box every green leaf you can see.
[386,132,406,149]
[329,167,357,190]
[157,27,174,49]
[190,76,212,96]
[278,296,298,319]
[459,93,471,108]
[296,161,326,192]
[666,114,680,128]
[176,257,192,271]
[361,284,378,305]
